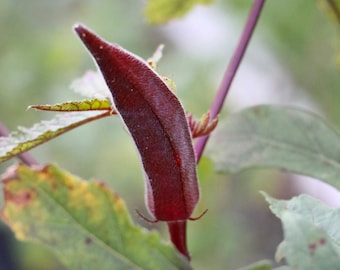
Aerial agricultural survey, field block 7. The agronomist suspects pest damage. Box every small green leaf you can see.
[262,192,340,243]
[29,99,113,112]
[1,164,191,270]
[144,0,214,24]
[263,193,340,269]
[0,111,110,163]
[208,105,340,188]
[281,212,340,270]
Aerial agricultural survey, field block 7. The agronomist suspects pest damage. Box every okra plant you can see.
[1,0,339,269]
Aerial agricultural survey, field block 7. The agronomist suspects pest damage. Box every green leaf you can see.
[281,212,340,270]
[263,193,340,269]
[1,164,191,270]
[208,105,340,188]
[0,111,111,163]
[29,99,113,112]
[262,192,340,243]
[144,0,214,24]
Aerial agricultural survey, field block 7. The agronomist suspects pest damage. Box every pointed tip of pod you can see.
[73,24,111,63]
[73,23,95,44]
[73,24,109,48]
[73,23,86,35]
[73,23,81,29]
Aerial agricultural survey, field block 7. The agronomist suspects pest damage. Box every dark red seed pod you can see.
[74,24,199,222]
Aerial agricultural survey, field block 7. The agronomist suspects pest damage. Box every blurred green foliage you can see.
[0,0,339,269]
[144,0,214,24]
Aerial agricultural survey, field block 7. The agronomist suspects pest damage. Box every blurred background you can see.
[0,0,339,269]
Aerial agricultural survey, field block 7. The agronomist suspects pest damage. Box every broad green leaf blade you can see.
[144,0,214,24]
[281,212,340,270]
[29,99,113,112]
[208,105,340,188]
[262,192,340,243]
[1,164,191,270]
[0,111,110,164]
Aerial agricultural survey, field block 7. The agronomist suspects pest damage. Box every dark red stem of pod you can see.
[167,221,190,260]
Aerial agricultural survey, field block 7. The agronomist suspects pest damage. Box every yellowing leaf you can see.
[0,111,111,164]
[1,164,191,270]
[317,0,340,26]
[29,99,114,112]
[144,0,214,24]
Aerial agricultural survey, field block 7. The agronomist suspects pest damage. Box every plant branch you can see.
[194,0,266,162]
[0,122,39,166]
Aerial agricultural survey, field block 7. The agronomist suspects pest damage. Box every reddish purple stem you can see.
[194,0,265,162]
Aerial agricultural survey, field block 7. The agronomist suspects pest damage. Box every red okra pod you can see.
[74,24,199,222]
